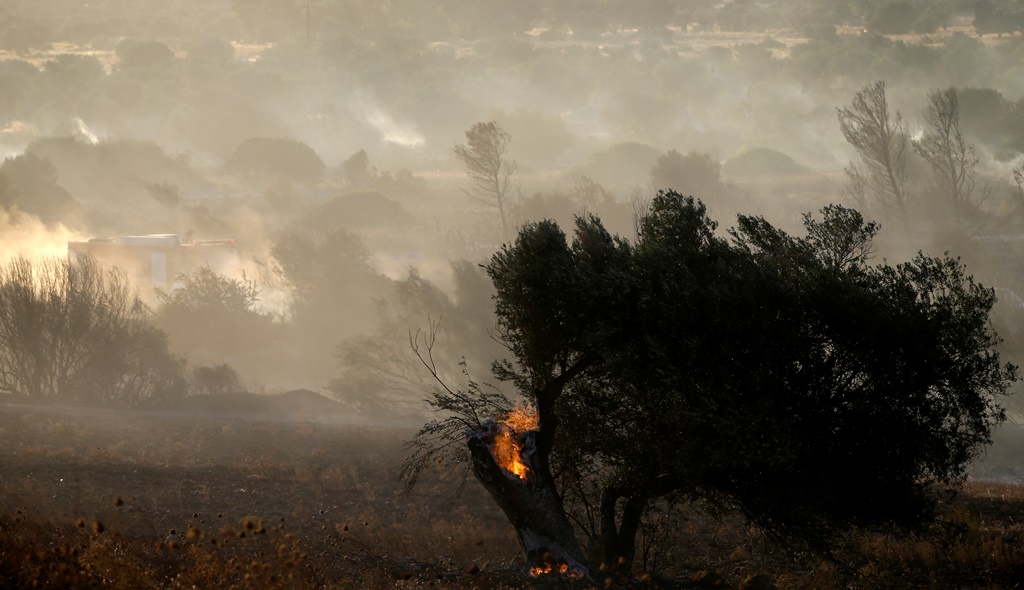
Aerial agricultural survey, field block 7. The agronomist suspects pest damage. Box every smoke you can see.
[1,120,39,160]
[0,208,85,265]
[350,92,426,148]
[73,117,100,144]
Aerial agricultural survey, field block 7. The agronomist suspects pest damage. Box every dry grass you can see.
[2,403,1024,589]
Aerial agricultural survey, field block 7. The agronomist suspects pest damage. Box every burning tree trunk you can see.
[404,326,600,580]
[466,406,589,579]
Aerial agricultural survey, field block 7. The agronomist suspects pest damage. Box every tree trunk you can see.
[598,491,646,571]
[466,421,589,579]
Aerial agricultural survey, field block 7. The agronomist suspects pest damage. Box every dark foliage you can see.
[408,191,1017,570]
[650,149,728,200]
[0,152,79,224]
[226,137,326,186]
[115,39,176,70]
[189,363,243,396]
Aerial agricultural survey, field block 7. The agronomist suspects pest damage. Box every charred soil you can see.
[1,402,1023,589]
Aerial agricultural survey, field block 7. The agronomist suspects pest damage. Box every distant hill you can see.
[294,191,413,231]
[154,389,348,418]
[722,147,814,179]
[573,142,663,188]
[975,0,1024,35]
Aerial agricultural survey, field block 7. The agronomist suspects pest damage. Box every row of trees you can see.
[0,0,984,50]
[0,254,296,405]
[227,0,964,41]
[11,3,1024,179]
[452,120,737,244]
[837,80,1020,232]
[457,79,1021,255]
[8,9,1024,199]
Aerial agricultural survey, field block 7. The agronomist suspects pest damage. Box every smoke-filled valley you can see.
[5,1,1024,587]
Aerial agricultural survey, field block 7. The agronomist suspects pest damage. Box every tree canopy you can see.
[226,137,326,186]
[406,190,1017,576]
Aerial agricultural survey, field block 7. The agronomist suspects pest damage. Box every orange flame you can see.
[492,405,539,479]
[529,562,569,577]
[530,562,584,579]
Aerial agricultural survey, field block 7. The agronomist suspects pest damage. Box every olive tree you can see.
[404,190,1016,578]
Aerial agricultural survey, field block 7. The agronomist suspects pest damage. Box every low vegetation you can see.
[2,403,1024,589]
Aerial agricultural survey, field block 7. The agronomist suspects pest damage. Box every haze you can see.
[1,0,1022,417]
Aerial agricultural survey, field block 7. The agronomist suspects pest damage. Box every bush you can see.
[115,39,176,69]
[0,256,185,404]
[293,192,413,230]
[190,364,243,396]
[262,229,394,382]
[226,137,326,186]
[0,152,79,224]
[868,0,917,35]
[650,149,725,198]
[154,266,275,359]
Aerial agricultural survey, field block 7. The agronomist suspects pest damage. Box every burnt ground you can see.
[1,400,1024,589]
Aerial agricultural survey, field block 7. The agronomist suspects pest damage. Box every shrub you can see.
[115,39,176,69]
[0,256,185,404]
[154,266,275,359]
[226,137,326,186]
[190,364,243,396]
[650,149,725,198]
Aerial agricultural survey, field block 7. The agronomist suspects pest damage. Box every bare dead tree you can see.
[838,81,912,225]
[453,121,518,241]
[913,88,983,227]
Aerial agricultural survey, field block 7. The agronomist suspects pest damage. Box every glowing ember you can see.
[492,405,539,479]
[529,562,585,579]
[529,562,569,577]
